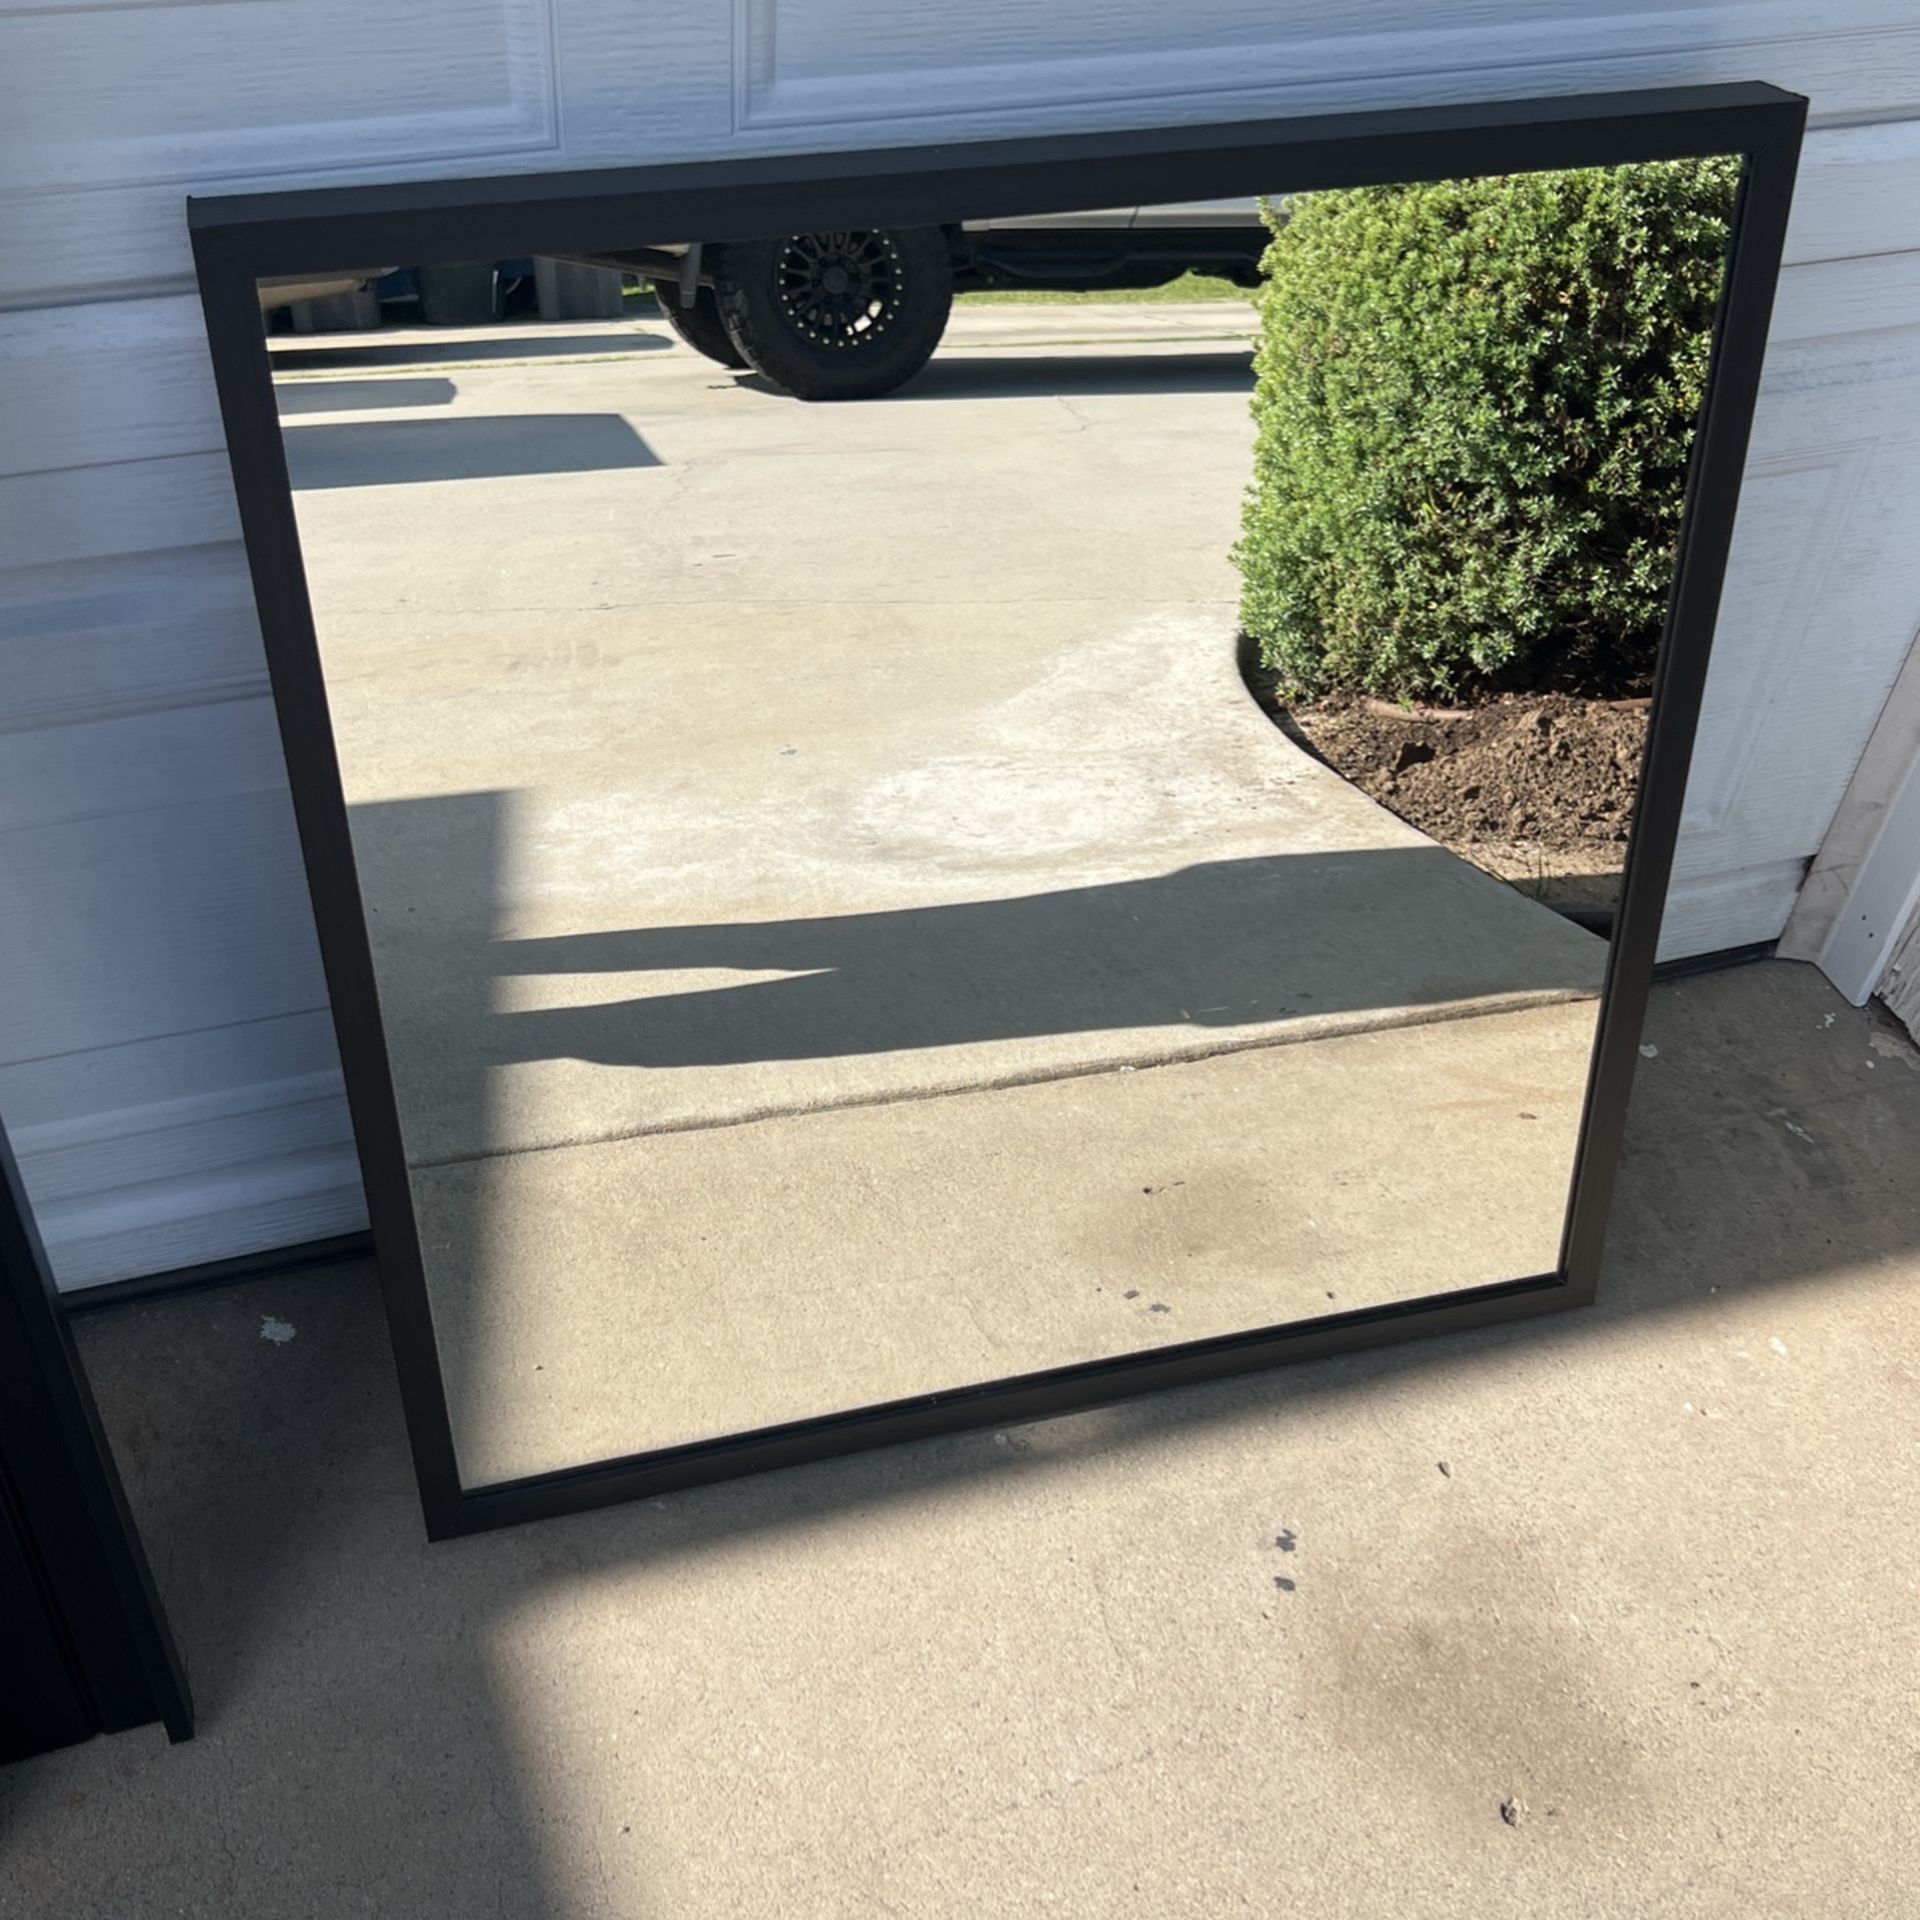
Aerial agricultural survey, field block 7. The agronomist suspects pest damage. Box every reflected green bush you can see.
[1235,158,1739,702]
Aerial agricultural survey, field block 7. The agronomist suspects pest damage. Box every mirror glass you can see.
[264,158,1736,1485]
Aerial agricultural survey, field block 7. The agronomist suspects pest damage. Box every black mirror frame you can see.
[189,83,1806,1539]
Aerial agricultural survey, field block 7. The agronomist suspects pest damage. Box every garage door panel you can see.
[1768,247,1920,344]
[0,544,268,737]
[1657,859,1818,959]
[6,1014,346,1209]
[1681,453,1867,858]
[0,454,240,571]
[1780,120,1920,266]
[23,1145,365,1291]
[0,789,327,1064]
[734,1,1920,135]
[0,1007,361,1289]
[4,0,555,197]
[0,295,222,478]
[0,698,292,837]
[1665,289,1920,955]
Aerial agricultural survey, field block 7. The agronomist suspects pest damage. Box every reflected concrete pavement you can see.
[282,304,1607,1478]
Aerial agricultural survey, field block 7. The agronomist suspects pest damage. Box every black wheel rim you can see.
[773,231,904,350]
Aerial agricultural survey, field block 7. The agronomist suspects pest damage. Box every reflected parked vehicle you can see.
[587,200,1267,400]
[256,271,395,314]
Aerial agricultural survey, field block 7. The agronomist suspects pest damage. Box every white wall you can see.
[7,0,1920,1287]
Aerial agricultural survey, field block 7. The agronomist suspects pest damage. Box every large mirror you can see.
[193,89,1803,1533]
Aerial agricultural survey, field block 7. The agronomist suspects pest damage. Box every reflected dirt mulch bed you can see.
[1252,676,1649,915]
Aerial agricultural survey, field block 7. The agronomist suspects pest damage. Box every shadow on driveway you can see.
[283,414,661,487]
[480,849,1600,1079]
[727,348,1253,405]
[274,377,458,415]
[899,348,1253,401]
[268,328,670,371]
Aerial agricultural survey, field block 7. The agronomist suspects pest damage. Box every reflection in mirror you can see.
[266,157,1735,1485]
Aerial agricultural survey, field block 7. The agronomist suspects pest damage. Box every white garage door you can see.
[5,0,1920,1287]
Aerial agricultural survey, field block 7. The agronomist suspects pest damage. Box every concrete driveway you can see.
[273,308,1605,1481]
[13,961,1919,1920]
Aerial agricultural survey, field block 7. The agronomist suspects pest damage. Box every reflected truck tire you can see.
[712,227,953,401]
[648,282,748,368]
